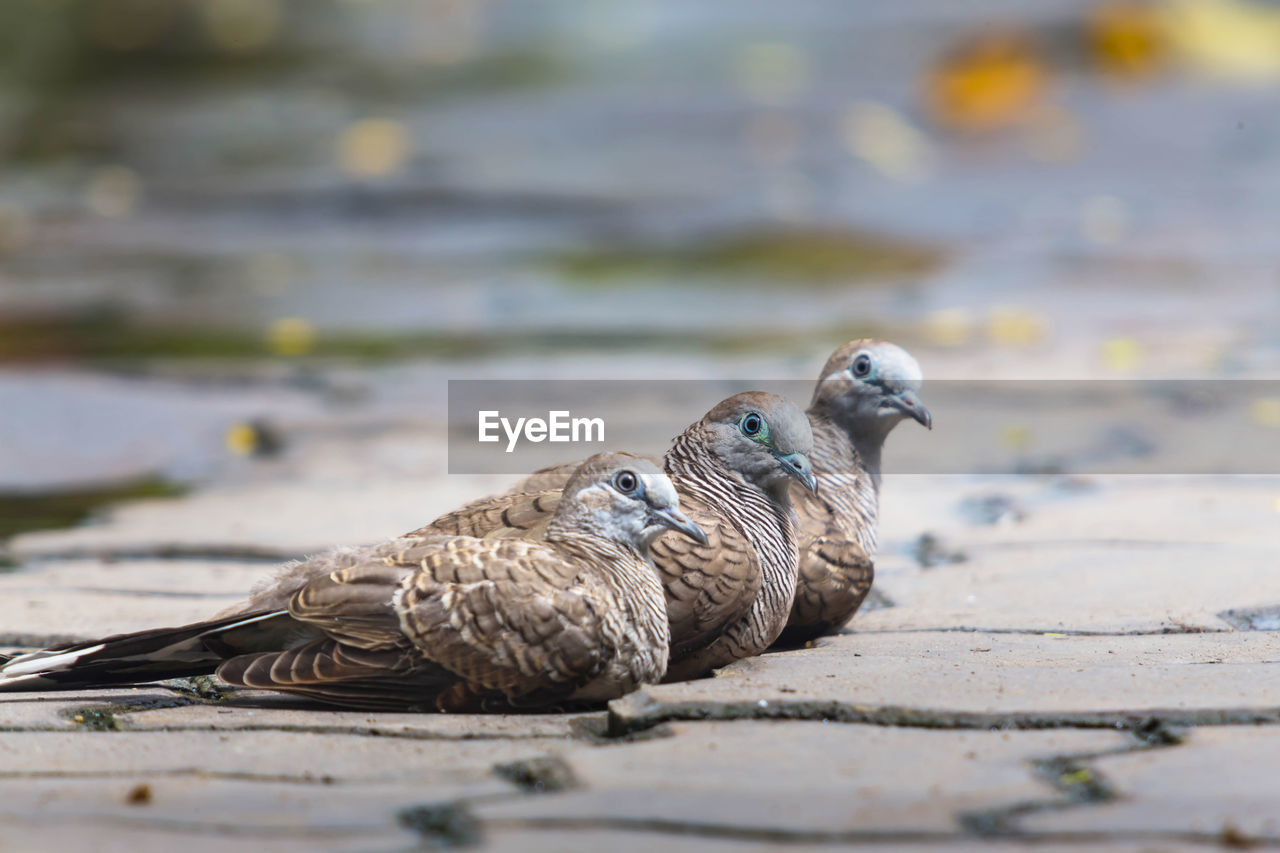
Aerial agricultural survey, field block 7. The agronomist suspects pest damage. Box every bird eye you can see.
[612,470,639,494]
[739,413,763,437]
[851,354,873,377]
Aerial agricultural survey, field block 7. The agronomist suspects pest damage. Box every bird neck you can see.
[664,428,798,581]
[808,408,882,554]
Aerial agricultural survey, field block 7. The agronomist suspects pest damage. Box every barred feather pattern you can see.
[778,410,880,644]
[661,426,799,679]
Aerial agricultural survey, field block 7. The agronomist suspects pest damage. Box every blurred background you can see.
[2,0,1280,546]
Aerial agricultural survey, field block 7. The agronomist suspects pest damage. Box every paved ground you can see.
[2,441,1278,852]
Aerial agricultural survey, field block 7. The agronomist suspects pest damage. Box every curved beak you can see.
[886,389,932,429]
[650,505,708,545]
[776,450,819,494]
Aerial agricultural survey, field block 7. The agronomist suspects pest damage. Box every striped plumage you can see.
[423,392,817,681]
[774,339,930,646]
[0,454,703,711]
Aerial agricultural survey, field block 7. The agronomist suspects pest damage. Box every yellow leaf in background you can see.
[1089,2,1168,80]
[924,31,1048,133]
[1102,337,1142,372]
[267,317,316,357]
[225,422,259,457]
[1001,425,1033,451]
[1249,398,1280,428]
[922,308,974,347]
[1162,0,1280,81]
[339,119,412,179]
[986,307,1049,347]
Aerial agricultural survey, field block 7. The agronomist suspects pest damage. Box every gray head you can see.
[812,340,931,440]
[693,392,818,502]
[554,452,707,550]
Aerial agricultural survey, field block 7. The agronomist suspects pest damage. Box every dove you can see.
[501,342,930,647]
[0,454,703,711]
[774,339,930,645]
[421,392,818,681]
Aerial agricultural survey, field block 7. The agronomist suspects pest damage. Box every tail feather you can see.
[0,611,293,692]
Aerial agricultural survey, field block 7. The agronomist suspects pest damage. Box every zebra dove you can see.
[774,339,930,645]
[0,454,703,711]
[421,392,818,681]
[501,342,930,646]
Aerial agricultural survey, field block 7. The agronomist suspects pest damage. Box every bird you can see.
[773,339,930,646]
[0,454,706,711]
[420,392,818,682]
[502,341,930,647]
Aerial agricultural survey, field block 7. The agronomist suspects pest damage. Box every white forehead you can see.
[639,470,679,510]
[872,343,923,386]
[821,342,923,387]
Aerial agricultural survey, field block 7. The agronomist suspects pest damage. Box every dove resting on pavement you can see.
[773,339,930,646]
[505,341,930,647]
[0,454,705,711]
[422,392,818,682]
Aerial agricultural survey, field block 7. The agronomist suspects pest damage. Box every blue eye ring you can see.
[851,353,873,377]
[612,470,640,495]
[739,412,763,437]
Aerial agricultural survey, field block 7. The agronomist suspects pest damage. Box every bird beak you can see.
[776,451,819,494]
[650,505,708,545]
[885,389,932,429]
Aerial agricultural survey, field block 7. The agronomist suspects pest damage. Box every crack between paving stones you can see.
[604,696,1280,737]
[841,625,1231,637]
[425,815,1280,848]
[957,721,1182,837]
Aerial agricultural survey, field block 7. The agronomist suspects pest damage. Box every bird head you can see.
[812,339,931,437]
[561,452,707,550]
[699,392,818,501]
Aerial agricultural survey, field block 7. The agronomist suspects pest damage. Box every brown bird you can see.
[774,339,930,646]
[503,342,930,647]
[422,392,818,681]
[0,454,704,711]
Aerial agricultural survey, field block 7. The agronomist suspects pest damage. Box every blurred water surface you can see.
[1,0,1279,492]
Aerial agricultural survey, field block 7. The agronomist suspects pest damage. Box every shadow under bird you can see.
[424,391,818,681]
[0,454,705,711]
[509,340,930,647]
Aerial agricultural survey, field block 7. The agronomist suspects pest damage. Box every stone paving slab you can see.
[0,730,548,784]
[1022,726,1280,840]
[475,722,1126,837]
[609,631,1280,732]
[862,541,1279,634]
[0,819,399,853]
[0,690,167,729]
[0,585,241,643]
[124,699,592,739]
[880,475,1280,551]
